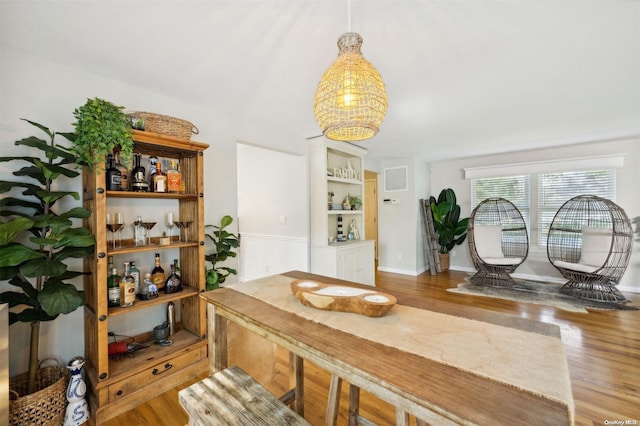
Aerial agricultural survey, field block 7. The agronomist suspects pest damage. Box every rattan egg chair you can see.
[547,195,633,303]
[467,198,529,287]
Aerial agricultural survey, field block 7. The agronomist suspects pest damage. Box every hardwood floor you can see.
[102,270,640,425]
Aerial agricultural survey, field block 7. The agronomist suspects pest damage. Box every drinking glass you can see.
[115,212,124,247]
[174,221,184,242]
[180,221,192,243]
[106,223,123,250]
[142,222,157,246]
[166,212,175,241]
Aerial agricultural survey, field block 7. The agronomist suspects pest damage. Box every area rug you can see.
[448,277,639,313]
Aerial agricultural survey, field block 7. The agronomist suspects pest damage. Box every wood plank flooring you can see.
[102,270,640,426]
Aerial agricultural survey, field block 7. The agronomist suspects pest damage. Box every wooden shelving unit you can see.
[82,130,209,423]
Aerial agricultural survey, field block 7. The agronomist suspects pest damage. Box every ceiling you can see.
[1,1,639,164]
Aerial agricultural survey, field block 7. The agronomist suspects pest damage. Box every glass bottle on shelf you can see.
[178,161,186,193]
[107,267,121,307]
[120,262,136,307]
[167,160,182,193]
[152,160,167,193]
[151,253,165,290]
[165,260,183,294]
[113,148,129,191]
[138,273,158,300]
[129,261,141,295]
[134,216,146,246]
[130,153,149,192]
[147,156,158,191]
[105,154,122,191]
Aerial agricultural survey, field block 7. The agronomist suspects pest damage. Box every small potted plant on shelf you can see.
[0,119,96,424]
[204,215,240,290]
[348,195,362,210]
[71,97,133,170]
[429,188,469,271]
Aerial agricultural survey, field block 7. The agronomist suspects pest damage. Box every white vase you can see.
[64,356,90,426]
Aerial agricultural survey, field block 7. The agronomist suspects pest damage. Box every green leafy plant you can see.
[0,119,95,394]
[204,215,240,290]
[348,194,362,210]
[71,97,133,170]
[429,188,469,254]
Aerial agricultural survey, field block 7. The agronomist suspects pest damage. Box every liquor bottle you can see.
[107,255,114,273]
[130,154,149,192]
[107,267,121,307]
[113,148,129,191]
[173,258,181,276]
[120,262,136,307]
[178,161,186,193]
[165,260,183,294]
[134,216,146,246]
[147,156,158,191]
[167,160,182,193]
[152,160,168,193]
[105,154,122,191]
[138,273,159,300]
[129,261,141,295]
[151,253,165,290]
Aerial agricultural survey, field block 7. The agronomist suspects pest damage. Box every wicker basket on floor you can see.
[9,362,69,426]
[130,111,199,140]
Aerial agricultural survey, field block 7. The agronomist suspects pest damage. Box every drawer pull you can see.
[152,363,173,375]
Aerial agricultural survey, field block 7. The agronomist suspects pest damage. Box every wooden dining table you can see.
[200,271,574,425]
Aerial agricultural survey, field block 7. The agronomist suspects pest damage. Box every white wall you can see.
[236,143,309,281]
[377,158,431,275]
[429,137,640,293]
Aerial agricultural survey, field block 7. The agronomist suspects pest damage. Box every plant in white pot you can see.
[0,119,95,425]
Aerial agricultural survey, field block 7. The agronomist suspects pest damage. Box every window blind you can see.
[537,169,616,245]
[471,175,531,231]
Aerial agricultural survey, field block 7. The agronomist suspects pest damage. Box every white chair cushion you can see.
[474,224,504,259]
[553,260,600,274]
[579,226,612,267]
[482,257,522,266]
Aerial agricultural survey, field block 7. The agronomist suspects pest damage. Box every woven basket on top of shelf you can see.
[130,111,199,140]
[9,362,69,426]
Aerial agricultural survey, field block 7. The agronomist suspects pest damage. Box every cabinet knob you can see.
[116,390,123,396]
[97,252,105,259]
[199,241,205,246]
[97,188,105,194]
[99,372,107,380]
[99,315,107,321]
[199,192,204,198]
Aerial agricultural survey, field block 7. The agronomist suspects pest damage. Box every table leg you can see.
[348,384,360,426]
[325,375,342,426]
[208,304,228,373]
[290,352,304,417]
[396,409,410,426]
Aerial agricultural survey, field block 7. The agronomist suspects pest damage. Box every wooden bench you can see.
[179,365,310,425]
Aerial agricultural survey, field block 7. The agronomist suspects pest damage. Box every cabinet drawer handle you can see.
[152,363,173,375]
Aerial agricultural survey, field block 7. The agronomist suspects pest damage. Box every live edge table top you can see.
[200,271,574,426]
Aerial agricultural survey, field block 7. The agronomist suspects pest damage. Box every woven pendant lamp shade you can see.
[314,32,388,141]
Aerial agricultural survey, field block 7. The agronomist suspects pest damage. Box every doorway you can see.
[364,170,378,262]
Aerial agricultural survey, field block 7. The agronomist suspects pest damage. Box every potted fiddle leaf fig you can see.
[204,215,240,290]
[71,97,133,170]
[429,188,469,271]
[0,119,95,420]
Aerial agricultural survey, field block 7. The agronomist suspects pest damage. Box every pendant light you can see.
[313,2,388,142]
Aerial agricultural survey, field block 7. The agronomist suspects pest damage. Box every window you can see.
[537,169,615,245]
[470,168,616,247]
[471,175,531,232]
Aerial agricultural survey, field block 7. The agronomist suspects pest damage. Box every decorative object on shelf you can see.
[349,219,360,240]
[128,111,199,140]
[348,194,362,210]
[153,322,172,346]
[313,29,388,141]
[63,356,90,426]
[1,120,94,412]
[342,195,351,211]
[71,97,133,171]
[337,214,346,241]
[328,191,335,209]
[290,280,396,317]
[204,215,240,290]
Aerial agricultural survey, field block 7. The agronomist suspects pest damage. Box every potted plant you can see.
[71,97,133,170]
[204,215,240,290]
[0,119,95,423]
[348,194,362,210]
[429,188,469,271]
